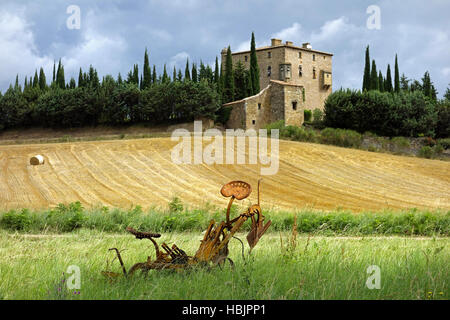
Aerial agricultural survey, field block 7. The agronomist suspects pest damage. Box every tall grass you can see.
[0,230,447,299]
[0,201,448,236]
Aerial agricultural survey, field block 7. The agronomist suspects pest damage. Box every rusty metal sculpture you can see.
[103,180,271,278]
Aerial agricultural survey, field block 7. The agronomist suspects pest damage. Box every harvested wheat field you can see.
[0,137,449,211]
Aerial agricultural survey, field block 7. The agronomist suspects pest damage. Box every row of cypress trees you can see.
[362,45,438,100]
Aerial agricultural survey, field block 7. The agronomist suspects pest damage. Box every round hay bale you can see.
[30,155,45,165]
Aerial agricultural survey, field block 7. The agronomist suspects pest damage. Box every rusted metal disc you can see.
[220,181,252,200]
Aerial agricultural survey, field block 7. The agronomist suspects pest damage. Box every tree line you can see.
[324,45,449,138]
[0,34,261,131]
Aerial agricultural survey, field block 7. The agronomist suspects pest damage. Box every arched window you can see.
[267,66,272,77]
[299,65,302,77]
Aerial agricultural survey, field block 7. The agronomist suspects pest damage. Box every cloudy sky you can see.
[1,0,449,97]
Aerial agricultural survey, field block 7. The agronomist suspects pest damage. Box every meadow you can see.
[0,229,448,300]
[0,203,448,300]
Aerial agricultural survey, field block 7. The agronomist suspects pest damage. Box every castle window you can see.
[299,52,302,59]
[299,65,302,77]
[313,67,316,79]
[267,66,271,77]
[258,103,261,110]
[313,54,316,61]
[292,101,297,110]
[244,55,248,62]
[252,120,256,125]
[268,52,271,58]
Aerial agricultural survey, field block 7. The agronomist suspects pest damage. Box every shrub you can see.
[304,110,312,122]
[320,127,362,148]
[312,108,324,127]
[0,209,32,231]
[437,138,450,149]
[418,146,433,159]
[169,196,184,213]
[323,89,438,137]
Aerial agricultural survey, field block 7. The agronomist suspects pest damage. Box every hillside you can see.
[0,137,449,211]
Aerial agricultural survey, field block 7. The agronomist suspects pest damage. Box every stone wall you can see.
[225,80,304,130]
[224,100,246,130]
[221,41,332,112]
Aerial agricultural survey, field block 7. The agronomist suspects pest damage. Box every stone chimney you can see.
[271,38,282,46]
[302,42,312,49]
[285,41,293,46]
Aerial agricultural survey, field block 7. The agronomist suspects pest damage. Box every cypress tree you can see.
[177,69,183,82]
[422,71,432,98]
[370,60,378,91]
[173,66,177,82]
[394,54,400,93]
[143,48,152,89]
[162,64,169,83]
[400,74,409,91]
[140,75,143,90]
[199,61,206,82]
[78,68,84,87]
[57,60,65,89]
[363,45,371,91]
[14,74,21,92]
[152,65,157,84]
[24,76,28,89]
[33,70,39,88]
[249,32,260,94]
[69,77,76,89]
[184,59,191,81]
[39,67,46,90]
[132,64,139,85]
[192,63,198,83]
[214,57,220,85]
[378,71,384,92]
[117,73,123,85]
[52,61,56,83]
[223,46,235,103]
[385,64,393,92]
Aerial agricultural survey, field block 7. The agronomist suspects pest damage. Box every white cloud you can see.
[0,9,53,89]
[271,22,303,42]
[168,51,190,69]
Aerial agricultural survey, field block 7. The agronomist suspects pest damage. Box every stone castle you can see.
[221,38,332,130]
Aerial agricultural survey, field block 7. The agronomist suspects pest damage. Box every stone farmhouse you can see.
[221,38,333,130]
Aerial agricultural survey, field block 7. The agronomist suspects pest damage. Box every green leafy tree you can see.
[233,61,247,100]
[400,73,409,91]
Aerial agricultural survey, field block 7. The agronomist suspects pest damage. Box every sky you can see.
[0,0,449,97]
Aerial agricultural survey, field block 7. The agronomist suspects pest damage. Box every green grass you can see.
[0,229,447,300]
[1,202,448,236]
